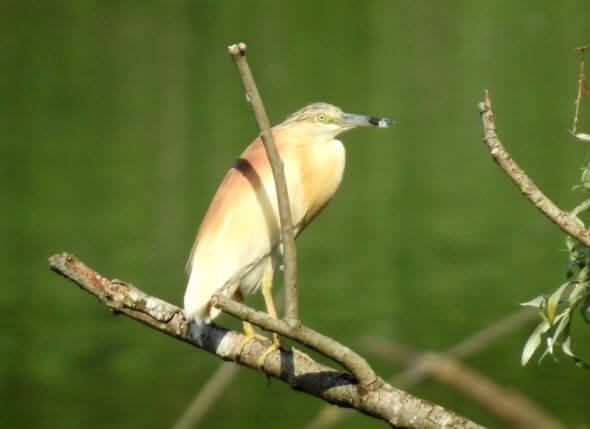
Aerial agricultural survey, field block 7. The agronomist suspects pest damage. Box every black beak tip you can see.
[369,117,395,128]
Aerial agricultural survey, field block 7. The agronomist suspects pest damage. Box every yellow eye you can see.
[318,114,326,122]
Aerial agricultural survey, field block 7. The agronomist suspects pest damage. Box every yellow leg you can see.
[234,289,268,359]
[257,262,281,368]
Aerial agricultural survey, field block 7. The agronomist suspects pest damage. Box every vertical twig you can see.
[227,42,299,324]
[572,45,589,134]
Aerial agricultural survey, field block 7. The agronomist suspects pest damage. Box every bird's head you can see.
[276,102,394,141]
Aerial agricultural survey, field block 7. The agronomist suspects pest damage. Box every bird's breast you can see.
[287,138,346,230]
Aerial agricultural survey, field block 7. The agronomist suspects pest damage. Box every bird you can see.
[184,102,393,360]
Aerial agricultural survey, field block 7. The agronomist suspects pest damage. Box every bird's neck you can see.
[273,123,338,146]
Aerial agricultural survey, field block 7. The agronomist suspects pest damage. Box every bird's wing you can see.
[187,138,282,287]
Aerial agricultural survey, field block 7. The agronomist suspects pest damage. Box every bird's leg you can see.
[233,288,269,360]
[257,262,281,368]
[235,289,260,337]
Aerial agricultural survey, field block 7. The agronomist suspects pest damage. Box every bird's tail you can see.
[184,267,213,322]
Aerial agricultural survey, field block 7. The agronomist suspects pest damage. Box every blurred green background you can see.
[2,1,590,427]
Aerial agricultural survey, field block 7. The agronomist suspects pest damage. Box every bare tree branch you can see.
[227,42,299,323]
[479,91,590,247]
[307,308,538,429]
[49,252,482,429]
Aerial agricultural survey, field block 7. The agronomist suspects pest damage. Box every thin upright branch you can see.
[479,91,590,247]
[572,46,587,135]
[49,253,482,429]
[227,42,299,323]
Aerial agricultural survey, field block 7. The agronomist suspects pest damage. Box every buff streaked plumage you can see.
[184,102,393,322]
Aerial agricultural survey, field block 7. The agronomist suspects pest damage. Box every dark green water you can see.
[2,1,589,427]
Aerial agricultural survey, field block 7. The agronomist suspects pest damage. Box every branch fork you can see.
[49,252,480,428]
[222,42,384,384]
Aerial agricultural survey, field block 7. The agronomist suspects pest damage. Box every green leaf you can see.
[566,236,576,253]
[522,320,550,366]
[520,295,545,309]
[547,311,570,354]
[568,282,588,306]
[547,282,571,324]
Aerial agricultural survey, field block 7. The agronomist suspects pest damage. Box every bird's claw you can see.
[234,333,269,362]
[257,343,280,370]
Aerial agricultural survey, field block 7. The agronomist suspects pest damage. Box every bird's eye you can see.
[318,114,326,122]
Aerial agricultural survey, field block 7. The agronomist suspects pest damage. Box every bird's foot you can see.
[257,333,281,369]
[234,333,269,359]
[234,321,270,361]
[234,322,282,368]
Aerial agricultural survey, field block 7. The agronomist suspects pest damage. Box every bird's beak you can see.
[334,113,395,129]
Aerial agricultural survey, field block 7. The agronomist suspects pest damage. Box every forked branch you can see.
[223,42,378,384]
[49,253,481,429]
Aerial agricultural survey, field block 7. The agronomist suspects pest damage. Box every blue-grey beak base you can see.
[336,113,395,129]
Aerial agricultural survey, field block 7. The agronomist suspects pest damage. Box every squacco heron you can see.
[184,102,393,357]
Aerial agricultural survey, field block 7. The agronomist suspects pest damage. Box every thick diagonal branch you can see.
[49,252,481,429]
[227,42,299,322]
[479,91,590,247]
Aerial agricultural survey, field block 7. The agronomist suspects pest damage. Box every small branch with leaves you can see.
[479,79,590,368]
